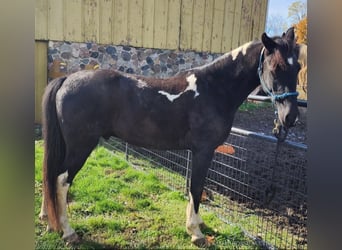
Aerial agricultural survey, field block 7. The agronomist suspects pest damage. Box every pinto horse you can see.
[40,27,300,246]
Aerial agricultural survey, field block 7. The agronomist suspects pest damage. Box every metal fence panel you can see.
[101,126,307,249]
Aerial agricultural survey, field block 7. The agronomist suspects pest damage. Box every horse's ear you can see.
[261,33,277,52]
[284,27,295,42]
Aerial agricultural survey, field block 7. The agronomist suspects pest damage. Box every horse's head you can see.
[259,27,300,132]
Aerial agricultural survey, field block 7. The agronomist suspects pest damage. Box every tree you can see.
[294,17,307,44]
[288,0,307,24]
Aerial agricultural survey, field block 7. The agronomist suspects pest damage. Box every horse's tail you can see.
[42,76,67,231]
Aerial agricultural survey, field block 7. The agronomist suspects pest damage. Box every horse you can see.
[39,27,300,247]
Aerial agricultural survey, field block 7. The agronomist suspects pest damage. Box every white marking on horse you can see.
[193,41,255,71]
[186,193,205,242]
[56,171,76,239]
[287,57,293,65]
[39,193,53,231]
[158,90,181,102]
[231,41,253,61]
[137,79,148,88]
[158,74,199,102]
[186,74,199,97]
[125,74,148,88]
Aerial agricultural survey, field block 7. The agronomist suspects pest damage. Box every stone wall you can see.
[48,41,222,80]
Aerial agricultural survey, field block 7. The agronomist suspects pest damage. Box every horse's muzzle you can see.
[284,112,299,128]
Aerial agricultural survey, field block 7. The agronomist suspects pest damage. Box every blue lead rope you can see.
[257,47,299,103]
[273,91,299,101]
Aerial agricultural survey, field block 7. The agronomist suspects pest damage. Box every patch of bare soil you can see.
[233,104,307,144]
[227,103,308,247]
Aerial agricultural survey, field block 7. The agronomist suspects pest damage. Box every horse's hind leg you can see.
[56,170,78,242]
[39,193,53,231]
[56,139,98,243]
[186,149,214,247]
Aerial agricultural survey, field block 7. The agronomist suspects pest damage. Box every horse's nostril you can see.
[285,114,297,127]
[294,116,299,126]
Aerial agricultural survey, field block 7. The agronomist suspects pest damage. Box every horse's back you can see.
[55,69,193,149]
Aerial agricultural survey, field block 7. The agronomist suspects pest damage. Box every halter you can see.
[257,47,299,142]
[257,47,299,103]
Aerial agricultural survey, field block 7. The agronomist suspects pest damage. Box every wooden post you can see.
[35,41,48,124]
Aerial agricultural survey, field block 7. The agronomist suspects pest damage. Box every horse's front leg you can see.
[186,148,214,247]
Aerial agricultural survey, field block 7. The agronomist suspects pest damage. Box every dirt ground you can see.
[233,103,307,144]
[228,102,308,247]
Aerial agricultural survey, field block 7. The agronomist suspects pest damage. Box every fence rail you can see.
[101,124,307,249]
[247,94,308,108]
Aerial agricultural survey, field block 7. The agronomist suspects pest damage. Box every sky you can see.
[267,0,298,19]
[266,0,306,35]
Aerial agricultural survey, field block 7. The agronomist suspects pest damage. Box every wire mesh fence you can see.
[101,126,307,249]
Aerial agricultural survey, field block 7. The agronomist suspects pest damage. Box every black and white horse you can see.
[40,27,300,246]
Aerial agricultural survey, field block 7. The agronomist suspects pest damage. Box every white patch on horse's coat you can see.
[287,57,293,65]
[125,74,148,88]
[193,41,256,71]
[158,74,199,102]
[56,171,75,238]
[186,74,199,97]
[158,90,181,102]
[231,41,253,61]
[186,193,205,242]
[137,79,148,88]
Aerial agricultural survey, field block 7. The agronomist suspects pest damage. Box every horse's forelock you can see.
[271,50,287,70]
[269,38,295,71]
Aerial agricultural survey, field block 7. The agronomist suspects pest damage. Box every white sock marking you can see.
[56,171,75,238]
[186,193,204,241]
[158,74,199,102]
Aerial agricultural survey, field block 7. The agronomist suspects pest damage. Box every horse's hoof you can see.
[192,237,207,247]
[63,232,80,245]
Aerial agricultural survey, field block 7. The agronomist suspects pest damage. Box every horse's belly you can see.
[113,116,190,150]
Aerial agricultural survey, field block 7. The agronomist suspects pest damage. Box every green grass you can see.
[238,100,271,112]
[35,140,259,249]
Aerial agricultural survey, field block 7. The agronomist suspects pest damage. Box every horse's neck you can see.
[201,42,263,108]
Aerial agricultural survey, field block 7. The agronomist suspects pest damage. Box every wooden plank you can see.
[180,0,193,50]
[64,0,83,42]
[202,0,214,52]
[99,0,113,44]
[35,0,48,40]
[191,0,205,51]
[154,0,168,48]
[251,0,262,40]
[128,0,143,46]
[113,0,129,44]
[48,0,64,40]
[231,0,242,48]
[35,41,48,124]
[84,0,100,42]
[221,0,236,52]
[166,0,181,49]
[258,0,268,35]
[211,0,225,53]
[239,0,253,44]
[142,0,155,48]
